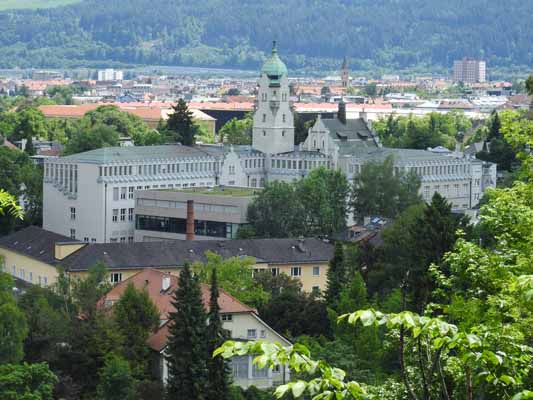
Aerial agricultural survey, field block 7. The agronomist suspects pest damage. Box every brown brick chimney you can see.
[186,200,195,241]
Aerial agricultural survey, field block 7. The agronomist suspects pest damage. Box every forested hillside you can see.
[0,0,532,71]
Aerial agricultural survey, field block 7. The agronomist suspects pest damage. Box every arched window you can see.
[282,131,285,137]
[263,130,266,136]
[262,114,266,122]
[314,140,317,148]
[322,140,325,148]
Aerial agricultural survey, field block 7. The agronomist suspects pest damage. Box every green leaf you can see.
[359,310,376,326]
[291,381,306,398]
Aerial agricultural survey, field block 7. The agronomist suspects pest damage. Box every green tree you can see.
[296,167,349,237]
[0,272,28,364]
[194,252,269,308]
[0,362,57,400]
[477,111,517,171]
[325,242,346,309]
[64,123,120,155]
[71,262,111,318]
[97,354,136,400]
[113,283,159,379]
[525,75,533,97]
[246,181,305,238]
[220,115,252,145]
[164,99,198,145]
[9,107,48,142]
[206,268,230,400]
[166,263,208,399]
[18,285,70,363]
[351,156,422,221]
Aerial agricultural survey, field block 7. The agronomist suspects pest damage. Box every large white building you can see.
[43,43,496,243]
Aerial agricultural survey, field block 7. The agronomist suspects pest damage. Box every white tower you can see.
[252,41,294,155]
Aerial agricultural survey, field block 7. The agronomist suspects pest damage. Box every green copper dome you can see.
[261,41,288,77]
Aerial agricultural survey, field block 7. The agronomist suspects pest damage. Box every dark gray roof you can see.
[322,118,374,141]
[62,237,333,271]
[0,226,75,266]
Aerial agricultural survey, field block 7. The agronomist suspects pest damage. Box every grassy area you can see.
[0,0,80,10]
[176,186,260,197]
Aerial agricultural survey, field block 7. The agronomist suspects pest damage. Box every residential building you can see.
[0,226,333,293]
[43,43,495,242]
[134,187,257,242]
[453,58,487,83]
[99,269,291,388]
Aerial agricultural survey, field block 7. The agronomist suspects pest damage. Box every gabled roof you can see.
[98,269,256,353]
[0,226,75,266]
[62,237,333,272]
[99,269,254,321]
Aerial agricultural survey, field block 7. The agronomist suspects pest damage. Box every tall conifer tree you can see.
[325,241,346,309]
[165,99,197,145]
[165,263,208,399]
[206,268,230,400]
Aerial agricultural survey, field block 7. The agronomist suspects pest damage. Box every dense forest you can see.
[0,0,532,72]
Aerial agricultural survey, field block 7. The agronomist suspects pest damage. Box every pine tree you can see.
[165,99,197,145]
[206,268,230,400]
[325,241,346,309]
[166,263,208,399]
[113,283,159,379]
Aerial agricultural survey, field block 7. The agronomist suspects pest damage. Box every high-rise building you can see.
[97,68,124,81]
[453,58,486,83]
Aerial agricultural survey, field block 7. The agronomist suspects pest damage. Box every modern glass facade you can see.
[136,214,238,239]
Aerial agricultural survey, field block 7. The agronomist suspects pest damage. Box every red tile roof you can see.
[99,269,255,353]
[99,269,254,320]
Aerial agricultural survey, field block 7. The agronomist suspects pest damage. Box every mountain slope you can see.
[0,0,531,71]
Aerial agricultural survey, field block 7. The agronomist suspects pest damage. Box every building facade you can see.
[134,187,256,242]
[100,269,291,389]
[43,43,496,243]
[0,227,332,294]
[453,58,487,83]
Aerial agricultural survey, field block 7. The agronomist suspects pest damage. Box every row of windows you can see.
[112,208,134,222]
[261,113,287,123]
[99,161,218,177]
[136,215,237,239]
[6,264,48,286]
[253,266,321,277]
[244,159,265,169]
[136,198,240,214]
[112,182,209,201]
[45,163,78,194]
[271,159,327,170]
[423,183,469,200]
[260,91,288,102]
[109,237,134,244]
[350,163,472,176]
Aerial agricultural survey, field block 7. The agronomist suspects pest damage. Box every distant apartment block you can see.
[97,68,124,81]
[31,70,64,81]
[453,58,486,83]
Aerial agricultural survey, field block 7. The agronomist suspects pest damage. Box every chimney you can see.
[186,200,195,241]
[162,274,171,291]
[338,99,347,124]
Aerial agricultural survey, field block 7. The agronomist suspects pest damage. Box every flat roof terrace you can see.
[170,186,261,197]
